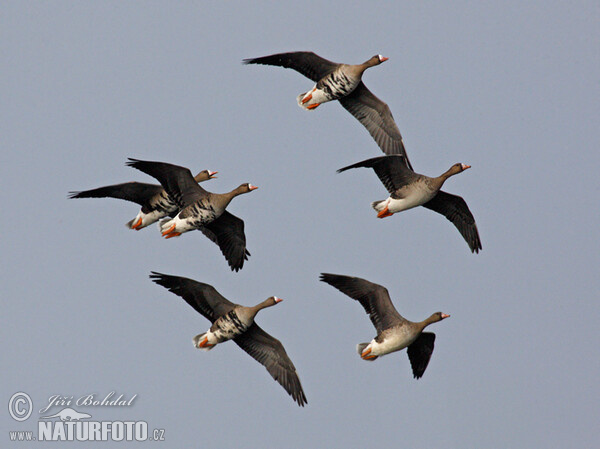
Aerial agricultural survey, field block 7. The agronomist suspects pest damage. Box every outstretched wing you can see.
[320,273,405,333]
[198,211,250,272]
[234,323,307,407]
[243,51,338,82]
[406,332,436,379]
[339,83,413,169]
[337,155,417,195]
[422,191,482,253]
[149,272,236,322]
[126,159,208,208]
[68,182,164,206]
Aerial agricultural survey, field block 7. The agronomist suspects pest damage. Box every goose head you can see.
[441,163,471,180]
[194,170,218,182]
[253,296,283,313]
[366,54,389,67]
[235,183,259,195]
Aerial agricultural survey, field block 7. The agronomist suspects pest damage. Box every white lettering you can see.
[102,421,111,440]
[39,395,73,414]
[38,420,149,441]
[64,421,76,439]
[89,421,101,440]
[112,421,124,441]
[53,422,66,440]
[76,419,88,441]
[135,421,148,441]
[127,394,138,405]
[76,394,93,406]
[38,422,53,441]
[74,392,137,407]
[102,391,116,405]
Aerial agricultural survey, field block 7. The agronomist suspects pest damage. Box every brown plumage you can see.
[337,155,482,253]
[320,273,450,379]
[126,158,256,271]
[244,51,412,168]
[68,169,216,230]
[150,272,307,406]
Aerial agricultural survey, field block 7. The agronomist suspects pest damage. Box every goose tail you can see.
[193,333,216,352]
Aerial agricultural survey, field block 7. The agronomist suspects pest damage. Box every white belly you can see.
[368,329,418,357]
[387,195,426,213]
[387,185,437,213]
[310,86,335,104]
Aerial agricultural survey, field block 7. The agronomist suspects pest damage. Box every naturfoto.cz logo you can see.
[8,391,165,443]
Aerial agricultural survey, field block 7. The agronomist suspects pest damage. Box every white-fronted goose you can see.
[150,272,307,406]
[126,159,256,269]
[69,170,216,230]
[244,52,412,167]
[337,155,482,253]
[320,273,449,379]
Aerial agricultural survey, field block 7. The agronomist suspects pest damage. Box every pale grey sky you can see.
[2,1,599,448]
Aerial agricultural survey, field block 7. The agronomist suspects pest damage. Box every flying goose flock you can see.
[70,51,481,407]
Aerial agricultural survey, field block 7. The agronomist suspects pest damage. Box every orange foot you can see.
[361,348,377,360]
[306,103,320,110]
[377,207,393,218]
[161,223,176,236]
[199,337,214,348]
[301,93,313,104]
[131,217,143,230]
[164,232,181,239]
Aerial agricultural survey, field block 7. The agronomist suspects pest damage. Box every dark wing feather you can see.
[337,155,417,195]
[126,159,208,208]
[198,211,250,272]
[320,273,405,333]
[68,182,164,206]
[422,191,482,253]
[149,272,236,322]
[234,323,307,407]
[407,332,436,379]
[243,51,339,82]
[339,82,413,169]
